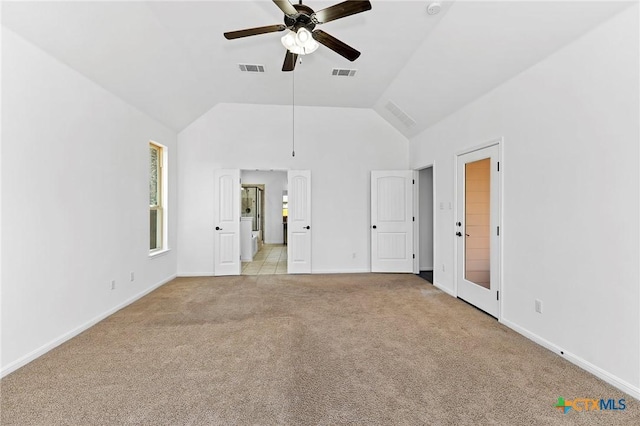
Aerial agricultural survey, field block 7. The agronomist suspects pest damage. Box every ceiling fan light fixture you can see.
[281,29,319,56]
[281,31,296,49]
[295,28,312,45]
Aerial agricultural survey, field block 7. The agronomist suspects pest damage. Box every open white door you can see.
[371,171,414,273]
[456,144,500,317]
[213,169,241,276]
[287,170,311,274]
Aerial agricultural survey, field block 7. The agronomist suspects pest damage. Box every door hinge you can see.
[413,254,415,259]
[497,291,499,301]
[497,162,500,171]
[413,216,415,222]
[412,179,415,184]
[497,226,500,236]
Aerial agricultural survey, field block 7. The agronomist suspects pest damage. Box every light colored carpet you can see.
[1,274,637,425]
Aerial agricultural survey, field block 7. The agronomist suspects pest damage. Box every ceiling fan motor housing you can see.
[285,4,317,32]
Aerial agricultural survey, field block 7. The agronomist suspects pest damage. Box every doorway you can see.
[241,184,264,243]
[455,143,501,317]
[214,168,312,276]
[417,166,434,283]
[240,170,288,275]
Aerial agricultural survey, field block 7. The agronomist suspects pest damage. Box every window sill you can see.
[149,248,171,259]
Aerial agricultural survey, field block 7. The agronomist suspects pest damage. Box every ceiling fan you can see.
[224,0,372,71]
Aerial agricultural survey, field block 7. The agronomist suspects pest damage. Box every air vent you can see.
[385,100,416,128]
[238,64,265,73]
[331,68,357,77]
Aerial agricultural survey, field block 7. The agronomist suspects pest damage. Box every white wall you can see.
[1,28,178,375]
[178,103,409,275]
[240,170,287,244]
[410,5,639,395]
[419,167,434,271]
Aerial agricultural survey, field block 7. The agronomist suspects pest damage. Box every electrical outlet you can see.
[111,280,116,290]
[535,299,543,314]
[352,253,356,259]
[130,272,135,282]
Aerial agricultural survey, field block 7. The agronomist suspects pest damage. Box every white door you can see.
[287,170,311,274]
[213,169,241,276]
[371,171,414,273]
[456,144,500,317]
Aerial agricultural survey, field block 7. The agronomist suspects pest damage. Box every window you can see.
[149,142,164,251]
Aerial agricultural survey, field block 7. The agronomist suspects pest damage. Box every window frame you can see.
[149,141,167,254]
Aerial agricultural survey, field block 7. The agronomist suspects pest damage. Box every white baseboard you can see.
[501,318,640,400]
[1,274,176,378]
[177,272,214,277]
[433,281,455,297]
[311,269,371,274]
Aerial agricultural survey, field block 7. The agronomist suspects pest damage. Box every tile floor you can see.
[241,244,288,275]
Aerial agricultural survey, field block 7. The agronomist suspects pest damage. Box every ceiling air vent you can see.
[385,101,416,127]
[331,68,357,77]
[385,100,416,128]
[238,64,265,73]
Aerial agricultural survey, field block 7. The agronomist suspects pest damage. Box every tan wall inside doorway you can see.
[465,158,490,288]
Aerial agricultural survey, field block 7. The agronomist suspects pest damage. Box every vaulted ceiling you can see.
[2,1,633,137]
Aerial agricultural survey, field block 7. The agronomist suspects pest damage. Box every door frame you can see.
[454,138,503,319]
[222,168,293,276]
[240,183,265,242]
[412,163,437,277]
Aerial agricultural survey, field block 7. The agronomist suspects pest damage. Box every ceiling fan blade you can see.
[273,0,298,16]
[282,50,298,72]
[313,0,372,24]
[312,30,361,61]
[224,24,287,40]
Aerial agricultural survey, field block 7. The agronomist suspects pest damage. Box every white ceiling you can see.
[2,0,634,137]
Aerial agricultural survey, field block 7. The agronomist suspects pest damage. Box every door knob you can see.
[456,232,462,237]
[372,225,377,229]
[304,226,310,230]
[215,226,222,231]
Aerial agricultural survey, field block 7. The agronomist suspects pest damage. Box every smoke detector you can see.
[427,2,442,15]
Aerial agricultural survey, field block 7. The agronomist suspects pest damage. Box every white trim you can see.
[455,137,503,157]
[413,169,420,274]
[433,281,455,297]
[311,268,371,274]
[432,161,437,288]
[501,318,640,400]
[177,272,215,277]
[1,274,176,378]
[413,163,436,278]
[454,138,503,319]
[149,140,169,253]
[149,248,171,259]
[179,269,373,275]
